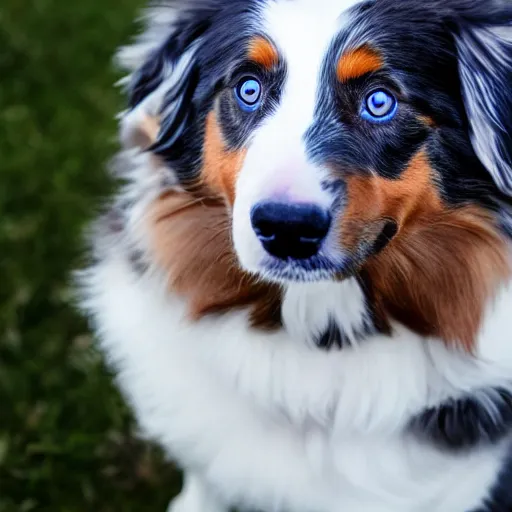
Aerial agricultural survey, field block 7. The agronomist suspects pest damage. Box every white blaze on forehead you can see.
[232,0,362,273]
[235,0,361,202]
[262,0,360,131]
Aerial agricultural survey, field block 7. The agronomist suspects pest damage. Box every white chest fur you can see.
[80,251,511,512]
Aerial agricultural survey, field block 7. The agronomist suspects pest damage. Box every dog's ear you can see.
[117,2,217,150]
[455,5,512,195]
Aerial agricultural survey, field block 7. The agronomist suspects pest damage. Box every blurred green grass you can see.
[0,0,181,510]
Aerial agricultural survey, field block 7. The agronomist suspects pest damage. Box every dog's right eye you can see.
[361,89,397,123]
[234,77,262,112]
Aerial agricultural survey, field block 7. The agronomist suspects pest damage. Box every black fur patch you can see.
[128,248,150,275]
[315,318,351,350]
[409,388,512,451]
[472,442,512,512]
[315,315,379,350]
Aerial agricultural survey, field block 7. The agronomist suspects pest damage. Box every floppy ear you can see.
[455,10,512,195]
[116,2,216,151]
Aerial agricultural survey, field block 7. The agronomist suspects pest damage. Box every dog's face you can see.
[126,0,512,285]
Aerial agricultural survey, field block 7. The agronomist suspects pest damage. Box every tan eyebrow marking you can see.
[337,45,383,82]
[247,36,279,70]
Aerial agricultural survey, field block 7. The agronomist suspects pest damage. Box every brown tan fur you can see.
[341,150,442,251]
[340,150,510,350]
[365,206,510,351]
[248,36,279,70]
[131,112,279,329]
[148,188,282,329]
[337,45,384,83]
[201,111,247,204]
[418,114,437,128]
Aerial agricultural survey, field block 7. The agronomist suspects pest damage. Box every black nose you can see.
[250,201,331,260]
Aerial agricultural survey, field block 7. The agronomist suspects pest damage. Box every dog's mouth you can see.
[258,254,350,283]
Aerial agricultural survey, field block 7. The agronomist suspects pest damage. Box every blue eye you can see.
[235,77,262,112]
[361,89,397,123]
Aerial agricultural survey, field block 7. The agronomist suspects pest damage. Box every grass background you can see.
[0,0,182,509]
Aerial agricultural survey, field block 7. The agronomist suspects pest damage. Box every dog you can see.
[78,0,512,510]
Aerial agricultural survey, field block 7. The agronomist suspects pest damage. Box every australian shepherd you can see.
[78,0,512,510]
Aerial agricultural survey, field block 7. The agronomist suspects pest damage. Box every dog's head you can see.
[120,0,512,344]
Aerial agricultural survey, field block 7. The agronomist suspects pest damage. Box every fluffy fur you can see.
[78,1,512,511]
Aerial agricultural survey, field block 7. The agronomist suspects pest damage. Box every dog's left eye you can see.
[361,89,397,122]
[234,77,262,112]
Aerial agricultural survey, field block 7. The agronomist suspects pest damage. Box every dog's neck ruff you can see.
[80,222,512,510]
